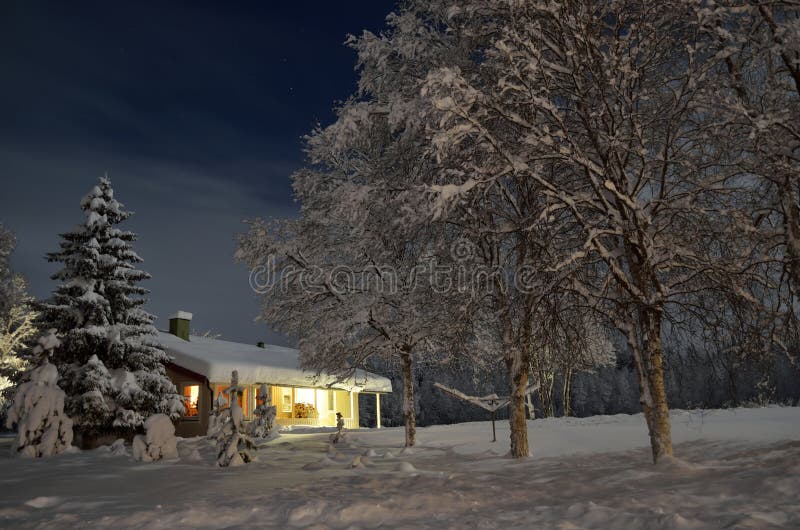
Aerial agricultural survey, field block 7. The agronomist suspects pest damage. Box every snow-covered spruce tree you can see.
[5,331,74,457]
[0,225,39,407]
[247,383,276,439]
[39,177,182,443]
[209,371,254,467]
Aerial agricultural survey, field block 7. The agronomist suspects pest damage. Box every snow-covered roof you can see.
[158,332,392,393]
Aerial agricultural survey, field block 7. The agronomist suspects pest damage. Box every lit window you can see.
[295,387,315,405]
[183,385,199,417]
[293,387,317,418]
[328,389,334,411]
[281,389,292,412]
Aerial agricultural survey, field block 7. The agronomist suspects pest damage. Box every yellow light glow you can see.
[294,387,315,405]
[183,385,199,417]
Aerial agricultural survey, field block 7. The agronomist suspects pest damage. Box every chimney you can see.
[256,341,265,348]
[168,311,193,341]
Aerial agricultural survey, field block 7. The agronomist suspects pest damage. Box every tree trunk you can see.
[525,391,535,419]
[399,351,416,447]
[536,370,555,418]
[562,368,573,417]
[630,306,673,463]
[506,348,530,458]
[726,360,739,407]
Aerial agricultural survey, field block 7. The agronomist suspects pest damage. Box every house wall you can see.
[167,364,211,438]
[167,362,366,434]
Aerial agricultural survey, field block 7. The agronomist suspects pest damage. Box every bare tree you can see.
[237,102,471,448]
[703,2,800,355]
[418,0,760,463]
[530,302,615,418]
[0,225,38,405]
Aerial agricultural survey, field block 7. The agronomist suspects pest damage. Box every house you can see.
[159,311,392,437]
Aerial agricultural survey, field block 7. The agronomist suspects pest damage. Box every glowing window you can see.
[183,385,199,417]
[294,387,315,405]
[282,390,292,412]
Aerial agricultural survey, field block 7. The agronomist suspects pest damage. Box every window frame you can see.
[181,383,201,420]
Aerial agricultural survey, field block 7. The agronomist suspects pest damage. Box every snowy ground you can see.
[1,406,798,529]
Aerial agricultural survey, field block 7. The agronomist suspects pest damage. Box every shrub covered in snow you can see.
[247,383,276,439]
[38,177,183,438]
[208,370,254,466]
[207,392,227,436]
[132,414,178,462]
[5,332,74,457]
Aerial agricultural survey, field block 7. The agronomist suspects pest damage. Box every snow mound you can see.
[24,497,62,509]
[302,456,337,471]
[98,438,128,457]
[654,455,703,471]
[288,499,327,527]
[397,461,417,473]
[132,414,178,462]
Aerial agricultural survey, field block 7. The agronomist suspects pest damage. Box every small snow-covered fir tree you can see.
[207,392,227,436]
[38,177,182,439]
[247,383,276,439]
[5,331,74,457]
[209,370,254,467]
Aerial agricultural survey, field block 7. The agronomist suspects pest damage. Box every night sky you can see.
[0,1,395,346]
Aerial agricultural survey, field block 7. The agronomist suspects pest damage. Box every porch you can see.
[275,417,360,430]
[205,383,384,430]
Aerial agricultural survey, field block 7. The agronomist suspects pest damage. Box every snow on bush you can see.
[132,414,178,462]
[208,370,254,466]
[207,392,227,436]
[5,333,74,457]
[247,383,276,439]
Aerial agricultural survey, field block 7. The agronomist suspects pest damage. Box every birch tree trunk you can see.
[525,392,535,420]
[562,368,573,417]
[399,350,416,448]
[630,306,673,463]
[536,370,555,418]
[506,347,530,458]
